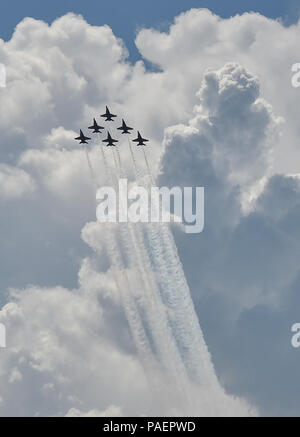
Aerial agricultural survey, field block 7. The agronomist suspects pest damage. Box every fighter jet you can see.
[101,106,117,121]
[75,129,91,144]
[102,131,118,146]
[88,118,104,133]
[133,131,149,146]
[117,119,133,134]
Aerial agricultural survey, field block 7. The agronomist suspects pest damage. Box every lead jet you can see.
[117,119,133,134]
[88,118,104,133]
[101,106,117,121]
[75,129,91,144]
[133,131,149,146]
[102,131,118,146]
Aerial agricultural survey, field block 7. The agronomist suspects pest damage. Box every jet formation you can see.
[75,106,149,147]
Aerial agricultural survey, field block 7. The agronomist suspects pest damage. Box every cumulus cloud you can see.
[66,405,123,417]
[136,8,300,174]
[0,8,300,416]
[0,281,151,417]
[158,64,300,415]
[0,164,36,199]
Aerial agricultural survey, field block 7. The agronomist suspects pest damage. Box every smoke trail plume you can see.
[89,132,254,415]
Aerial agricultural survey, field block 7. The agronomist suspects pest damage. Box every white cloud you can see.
[136,8,300,174]
[158,63,300,415]
[65,405,123,417]
[0,9,300,416]
[0,164,36,199]
[0,282,151,416]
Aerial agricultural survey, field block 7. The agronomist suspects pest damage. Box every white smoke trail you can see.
[111,143,194,405]
[81,140,97,192]
[142,148,154,185]
[96,139,194,415]
[134,144,221,391]
[112,141,210,388]
[115,145,122,173]
[86,133,252,415]
[94,135,161,384]
[82,130,254,415]
[121,144,210,412]
[98,151,152,356]
[128,138,140,179]
[148,220,219,387]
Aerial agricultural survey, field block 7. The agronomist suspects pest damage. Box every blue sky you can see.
[1,0,300,61]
